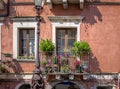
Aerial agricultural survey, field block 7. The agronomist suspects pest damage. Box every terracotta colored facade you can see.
[0,0,120,89]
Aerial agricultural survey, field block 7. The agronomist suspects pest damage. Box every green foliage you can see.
[4,53,12,57]
[40,60,47,66]
[17,55,34,59]
[72,41,90,56]
[61,66,70,73]
[52,57,58,64]
[40,39,55,56]
[0,65,8,73]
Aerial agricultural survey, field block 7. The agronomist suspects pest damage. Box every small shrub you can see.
[72,41,90,56]
[40,39,55,56]
[0,65,8,73]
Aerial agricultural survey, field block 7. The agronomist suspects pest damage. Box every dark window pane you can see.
[19,29,35,57]
[68,39,75,48]
[68,30,76,38]
[29,30,35,56]
[56,28,76,55]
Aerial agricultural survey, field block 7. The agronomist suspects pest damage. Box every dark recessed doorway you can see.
[52,81,80,89]
[19,84,30,89]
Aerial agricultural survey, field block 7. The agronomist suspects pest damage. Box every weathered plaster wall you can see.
[1,3,120,72]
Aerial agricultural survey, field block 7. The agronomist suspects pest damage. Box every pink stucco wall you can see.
[0,2,120,73]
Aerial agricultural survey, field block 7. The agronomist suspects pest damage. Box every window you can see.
[97,86,113,89]
[19,29,35,57]
[56,28,77,55]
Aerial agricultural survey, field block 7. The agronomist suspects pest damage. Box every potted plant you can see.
[61,65,70,73]
[72,41,90,61]
[0,64,8,73]
[4,53,12,57]
[40,39,55,56]
[52,56,58,65]
[17,54,34,60]
[40,60,47,74]
[74,60,83,73]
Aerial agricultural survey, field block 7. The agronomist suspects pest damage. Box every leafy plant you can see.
[61,66,70,73]
[0,65,8,73]
[4,53,12,57]
[52,56,58,64]
[40,39,55,56]
[41,60,47,66]
[72,41,90,56]
[29,55,35,59]
[17,55,34,60]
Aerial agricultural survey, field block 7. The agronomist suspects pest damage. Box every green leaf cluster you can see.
[72,41,90,56]
[52,57,58,64]
[40,39,55,56]
[0,65,8,73]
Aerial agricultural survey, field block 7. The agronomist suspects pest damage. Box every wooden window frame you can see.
[56,28,77,54]
[19,28,34,57]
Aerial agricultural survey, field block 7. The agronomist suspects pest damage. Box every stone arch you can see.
[15,82,31,89]
[46,80,87,89]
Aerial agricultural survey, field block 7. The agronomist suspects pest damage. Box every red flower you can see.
[74,60,82,68]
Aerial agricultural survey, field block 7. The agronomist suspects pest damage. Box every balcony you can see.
[39,51,90,74]
[46,0,84,9]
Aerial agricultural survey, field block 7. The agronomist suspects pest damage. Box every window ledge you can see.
[48,16,84,23]
[13,59,35,62]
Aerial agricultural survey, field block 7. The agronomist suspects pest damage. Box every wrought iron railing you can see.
[0,52,90,74]
[39,51,90,74]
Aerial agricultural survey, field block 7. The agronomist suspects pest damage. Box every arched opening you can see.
[19,84,30,89]
[15,83,31,89]
[52,81,80,89]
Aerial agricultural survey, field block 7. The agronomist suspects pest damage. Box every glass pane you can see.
[22,39,26,47]
[68,30,76,55]
[68,39,75,48]
[20,29,35,57]
[58,30,65,38]
[29,30,35,39]
[58,40,65,55]
[68,30,76,38]
[22,30,27,56]
[29,39,35,56]
[22,48,26,55]
[29,30,35,56]
[58,39,65,46]
[22,30,26,38]
[57,30,65,55]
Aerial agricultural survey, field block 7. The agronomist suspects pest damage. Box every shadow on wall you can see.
[1,53,24,73]
[89,51,101,73]
[82,5,102,25]
[46,0,102,25]
[10,60,24,73]
[1,0,11,28]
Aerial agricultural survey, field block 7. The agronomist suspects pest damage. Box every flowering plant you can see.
[74,60,82,68]
[52,55,60,64]
[74,60,83,73]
